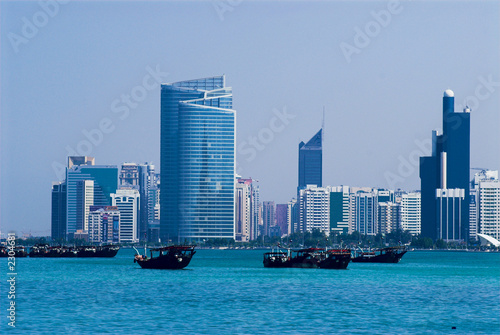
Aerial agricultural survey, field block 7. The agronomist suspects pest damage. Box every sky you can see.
[1,0,499,236]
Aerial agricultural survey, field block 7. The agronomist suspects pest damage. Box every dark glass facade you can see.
[160,76,235,242]
[66,165,118,234]
[51,182,67,241]
[419,92,470,241]
[298,129,322,191]
[330,191,347,234]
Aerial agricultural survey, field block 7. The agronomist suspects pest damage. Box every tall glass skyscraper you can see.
[419,90,470,241]
[298,129,323,192]
[160,76,235,242]
[66,163,118,235]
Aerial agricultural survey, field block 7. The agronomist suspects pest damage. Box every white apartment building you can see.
[111,188,140,243]
[400,192,421,235]
[299,185,331,235]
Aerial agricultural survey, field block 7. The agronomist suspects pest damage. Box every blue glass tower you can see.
[419,90,470,241]
[298,129,323,191]
[66,165,118,235]
[160,76,235,242]
[51,182,67,241]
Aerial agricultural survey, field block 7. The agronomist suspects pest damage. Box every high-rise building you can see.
[400,192,421,235]
[66,158,118,237]
[298,129,322,192]
[161,76,235,242]
[235,178,252,242]
[148,187,160,223]
[250,184,261,240]
[355,191,376,235]
[111,188,140,243]
[472,171,500,240]
[420,90,470,241]
[378,202,400,234]
[287,198,298,234]
[348,187,372,234]
[51,181,67,241]
[119,163,140,189]
[88,206,120,243]
[262,201,276,237]
[138,163,156,241]
[275,204,288,237]
[299,185,330,235]
[76,180,94,231]
[330,186,350,235]
[470,189,479,240]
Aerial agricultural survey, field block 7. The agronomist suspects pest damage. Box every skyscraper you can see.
[51,181,67,241]
[378,202,400,234]
[76,180,94,231]
[355,191,376,235]
[330,186,350,235]
[119,163,140,189]
[138,163,156,241]
[250,183,261,240]
[420,90,470,241]
[262,201,276,237]
[66,157,118,237]
[299,185,330,235]
[298,129,322,192]
[111,189,140,243]
[275,204,288,237]
[160,76,235,242]
[471,171,500,240]
[235,178,252,242]
[400,192,421,235]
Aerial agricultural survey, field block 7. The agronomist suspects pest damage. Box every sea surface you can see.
[1,249,499,334]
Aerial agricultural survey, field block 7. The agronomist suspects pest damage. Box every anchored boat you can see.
[134,245,196,269]
[28,244,119,258]
[263,246,351,269]
[351,246,407,263]
[0,245,28,258]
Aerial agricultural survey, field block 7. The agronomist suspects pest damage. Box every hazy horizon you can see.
[1,0,499,236]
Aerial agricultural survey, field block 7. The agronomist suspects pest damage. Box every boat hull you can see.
[135,246,196,270]
[318,253,351,269]
[28,245,119,258]
[0,248,28,258]
[352,249,407,263]
[136,254,194,269]
[77,246,120,258]
[264,249,351,269]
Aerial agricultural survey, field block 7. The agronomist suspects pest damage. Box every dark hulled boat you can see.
[317,249,351,269]
[0,245,28,258]
[134,245,196,269]
[263,252,289,268]
[28,244,51,257]
[77,245,120,258]
[28,244,119,258]
[263,247,351,269]
[352,246,407,263]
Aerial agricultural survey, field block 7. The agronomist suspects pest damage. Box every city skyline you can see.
[1,1,499,235]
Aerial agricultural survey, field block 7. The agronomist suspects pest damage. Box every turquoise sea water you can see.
[1,249,499,334]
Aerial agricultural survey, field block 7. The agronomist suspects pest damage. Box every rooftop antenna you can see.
[322,106,325,143]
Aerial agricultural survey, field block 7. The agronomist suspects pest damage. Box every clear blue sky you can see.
[1,0,499,236]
